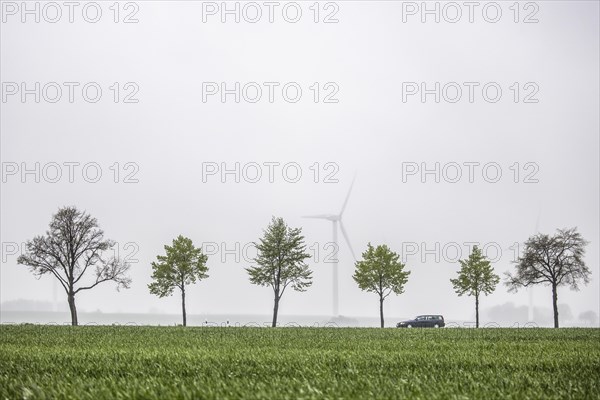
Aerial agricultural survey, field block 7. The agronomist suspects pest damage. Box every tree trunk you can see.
[552,283,559,328]
[272,295,279,328]
[68,292,78,326]
[181,285,187,327]
[379,296,385,328]
[475,293,479,328]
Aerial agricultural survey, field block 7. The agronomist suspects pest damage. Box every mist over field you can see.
[1,1,598,328]
[2,2,599,399]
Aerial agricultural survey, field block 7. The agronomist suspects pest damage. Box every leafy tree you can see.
[17,206,131,326]
[246,217,312,327]
[505,228,590,328]
[450,246,499,328]
[149,235,209,326]
[353,243,410,328]
[579,310,598,327]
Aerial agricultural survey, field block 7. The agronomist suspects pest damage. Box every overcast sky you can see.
[1,1,598,326]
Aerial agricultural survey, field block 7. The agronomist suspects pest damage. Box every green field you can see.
[1,326,599,399]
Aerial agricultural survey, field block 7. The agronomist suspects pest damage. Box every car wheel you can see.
[407,324,412,328]
[434,324,439,328]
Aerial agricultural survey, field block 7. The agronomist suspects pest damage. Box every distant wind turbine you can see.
[53,280,58,312]
[528,206,541,322]
[303,179,357,317]
[509,206,541,322]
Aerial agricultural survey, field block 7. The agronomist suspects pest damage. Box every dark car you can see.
[396,315,445,328]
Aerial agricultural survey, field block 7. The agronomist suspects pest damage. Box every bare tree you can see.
[505,228,590,328]
[17,206,131,325]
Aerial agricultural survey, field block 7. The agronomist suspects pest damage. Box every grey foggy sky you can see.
[1,1,598,324]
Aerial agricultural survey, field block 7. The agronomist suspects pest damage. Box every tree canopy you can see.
[246,217,312,327]
[149,235,209,326]
[505,227,589,327]
[17,206,130,325]
[450,246,499,327]
[353,243,410,327]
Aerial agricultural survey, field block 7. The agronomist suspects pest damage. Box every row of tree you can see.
[17,206,591,328]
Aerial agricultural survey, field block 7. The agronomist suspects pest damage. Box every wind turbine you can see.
[303,179,357,317]
[510,206,541,322]
[504,204,541,323]
[528,206,541,322]
[53,280,58,312]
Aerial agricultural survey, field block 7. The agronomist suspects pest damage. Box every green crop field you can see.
[1,326,599,399]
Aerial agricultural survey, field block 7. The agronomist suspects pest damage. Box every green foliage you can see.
[353,243,410,299]
[246,217,312,297]
[450,246,499,297]
[1,326,599,399]
[148,235,209,298]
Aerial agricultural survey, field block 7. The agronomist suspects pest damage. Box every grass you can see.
[1,326,599,399]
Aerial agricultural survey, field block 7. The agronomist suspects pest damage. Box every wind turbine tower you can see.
[528,207,541,322]
[303,179,357,317]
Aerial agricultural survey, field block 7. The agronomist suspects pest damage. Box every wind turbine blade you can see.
[534,204,541,233]
[302,214,335,220]
[339,221,357,262]
[339,175,356,217]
